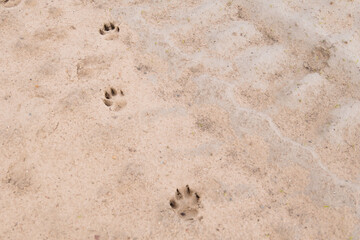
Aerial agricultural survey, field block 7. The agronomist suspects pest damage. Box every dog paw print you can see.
[99,22,119,36]
[102,87,127,111]
[170,185,201,220]
[0,0,22,8]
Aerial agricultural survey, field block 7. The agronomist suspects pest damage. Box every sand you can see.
[1,0,360,239]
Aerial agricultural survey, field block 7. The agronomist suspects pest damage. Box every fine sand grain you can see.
[1,0,360,239]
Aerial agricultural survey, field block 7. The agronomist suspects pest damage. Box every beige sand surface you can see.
[1,0,360,239]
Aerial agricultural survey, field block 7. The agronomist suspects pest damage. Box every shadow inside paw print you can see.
[103,87,127,111]
[170,185,201,220]
[99,22,119,35]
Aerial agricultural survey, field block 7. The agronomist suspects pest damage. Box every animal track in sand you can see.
[99,22,119,36]
[0,0,21,8]
[169,185,201,220]
[103,87,127,111]
[3,160,32,194]
[303,45,331,72]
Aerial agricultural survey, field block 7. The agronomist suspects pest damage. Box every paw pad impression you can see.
[99,22,119,35]
[102,87,127,111]
[170,185,201,220]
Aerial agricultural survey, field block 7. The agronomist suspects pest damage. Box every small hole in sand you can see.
[170,200,177,209]
[110,22,115,30]
[110,88,117,96]
[186,185,191,195]
[195,193,200,200]
[103,99,112,107]
[176,189,183,199]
